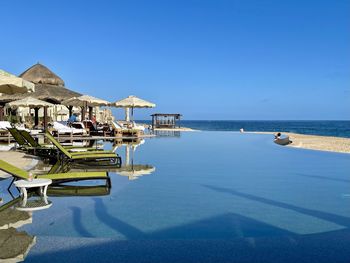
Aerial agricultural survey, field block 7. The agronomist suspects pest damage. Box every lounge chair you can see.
[52,121,87,136]
[47,184,110,196]
[7,128,29,149]
[45,132,122,166]
[111,121,140,137]
[7,128,54,158]
[83,120,107,136]
[18,130,101,152]
[0,159,111,190]
[0,121,12,141]
[0,121,12,130]
[132,121,145,132]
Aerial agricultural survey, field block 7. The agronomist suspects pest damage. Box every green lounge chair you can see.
[47,184,110,196]
[7,128,54,157]
[7,128,28,148]
[19,130,101,152]
[45,132,122,166]
[0,160,111,190]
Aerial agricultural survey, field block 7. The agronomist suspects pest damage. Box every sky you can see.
[1,0,349,120]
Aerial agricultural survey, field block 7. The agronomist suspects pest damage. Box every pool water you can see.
[1,131,350,262]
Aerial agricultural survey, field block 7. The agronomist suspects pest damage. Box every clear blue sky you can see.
[1,0,349,120]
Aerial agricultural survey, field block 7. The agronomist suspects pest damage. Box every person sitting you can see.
[91,115,97,124]
[67,113,77,125]
[91,115,97,129]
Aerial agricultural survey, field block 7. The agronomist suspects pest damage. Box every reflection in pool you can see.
[0,131,350,262]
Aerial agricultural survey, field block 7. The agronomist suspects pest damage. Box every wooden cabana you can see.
[151,113,182,129]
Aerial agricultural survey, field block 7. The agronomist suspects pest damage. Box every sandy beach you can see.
[254,132,350,154]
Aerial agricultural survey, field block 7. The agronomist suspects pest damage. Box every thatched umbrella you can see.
[0,228,36,262]
[0,208,32,230]
[0,63,81,124]
[0,63,81,104]
[6,97,54,130]
[117,164,155,180]
[112,95,155,122]
[62,95,110,120]
[0,207,35,262]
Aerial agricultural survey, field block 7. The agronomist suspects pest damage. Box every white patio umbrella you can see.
[62,95,110,120]
[6,97,54,129]
[0,70,35,94]
[112,95,155,122]
[7,97,54,108]
[62,95,110,107]
[117,164,156,180]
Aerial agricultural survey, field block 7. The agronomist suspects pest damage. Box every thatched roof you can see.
[0,63,81,104]
[19,63,65,86]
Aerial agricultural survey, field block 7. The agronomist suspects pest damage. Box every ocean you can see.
[141,120,350,138]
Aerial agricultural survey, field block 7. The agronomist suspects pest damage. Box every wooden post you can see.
[43,106,48,131]
[68,106,73,117]
[0,105,4,121]
[34,107,39,126]
[89,106,93,120]
[81,106,85,121]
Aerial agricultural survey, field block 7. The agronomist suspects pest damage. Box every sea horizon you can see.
[139,120,350,138]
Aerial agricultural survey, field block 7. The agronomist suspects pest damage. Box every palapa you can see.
[0,63,81,104]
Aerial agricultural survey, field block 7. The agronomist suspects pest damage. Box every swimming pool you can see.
[1,131,350,262]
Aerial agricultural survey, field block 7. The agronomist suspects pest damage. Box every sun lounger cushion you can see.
[53,122,85,135]
[0,121,12,130]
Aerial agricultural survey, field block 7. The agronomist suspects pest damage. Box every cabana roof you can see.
[19,63,65,86]
[0,63,81,104]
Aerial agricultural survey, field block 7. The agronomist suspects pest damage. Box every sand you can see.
[254,132,350,154]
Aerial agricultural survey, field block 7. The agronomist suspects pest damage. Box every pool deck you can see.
[0,151,39,178]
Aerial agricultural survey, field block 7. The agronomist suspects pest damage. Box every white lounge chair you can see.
[52,122,87,136]
[0,121,12,130]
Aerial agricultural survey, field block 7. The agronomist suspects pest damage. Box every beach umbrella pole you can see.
[131,107,134,122]
[125,108,130,122]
